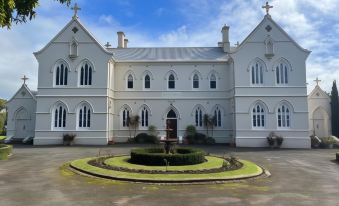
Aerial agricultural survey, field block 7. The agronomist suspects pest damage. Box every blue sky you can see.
[1,0,339,99]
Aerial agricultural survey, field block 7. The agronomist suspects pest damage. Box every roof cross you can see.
[71,3,81,18]
[105,42,111,48]
[314,77,321,86]
[262,2,273,15]
[21,75,29,85]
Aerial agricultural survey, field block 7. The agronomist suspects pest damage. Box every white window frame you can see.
[277,104,291,129]
[252,104,266,129]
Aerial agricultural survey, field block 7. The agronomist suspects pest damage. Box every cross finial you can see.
[21,75,29,85]
[105,42,111,48]
[262,1,273,15]
[314,77,321,86]
[71,3,81,18]
[235,41,240,47]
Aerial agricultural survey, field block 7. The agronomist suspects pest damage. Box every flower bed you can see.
[0,144,13,160]
[130,147,205,166]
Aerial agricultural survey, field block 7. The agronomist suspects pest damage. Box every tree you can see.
[331,80,339,137]
[0,99,6,111]
[128,115,140,139]
[0,0,71,28]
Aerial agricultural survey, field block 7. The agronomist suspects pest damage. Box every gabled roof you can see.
[232,15,311,54]
[34,17,113,56]
[108,47,230,62]
[7,84,37,103]
[308,85,330,100]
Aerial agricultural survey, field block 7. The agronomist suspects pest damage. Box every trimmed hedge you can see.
[336,152,339,162]
[134,133,159,144]
[0,144,13,160]
[130,147,205,166]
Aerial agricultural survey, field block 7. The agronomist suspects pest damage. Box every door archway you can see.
[312,107,330,137]
[166,109,177,139]
[14,107,30,139]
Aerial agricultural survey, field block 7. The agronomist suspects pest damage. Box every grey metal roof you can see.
[108,47,229,62]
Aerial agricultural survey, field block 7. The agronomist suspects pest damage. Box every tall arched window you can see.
[78,104,91,128]
[251,61,264,84]
[195,107,203,127]
[276,62,289,84]
[55,62,68,86]
[80,62,93,86]
[168,74,175,89]
[210,74,216,89]
[141,106,149,127]
[122,108,130,127]
[127,74,133,89]
[193,74,199,89]
[144,74,150,89]
[252,104,265,128]
[53,105,67,128]
[278,104,290,128]
[213,106,222,127]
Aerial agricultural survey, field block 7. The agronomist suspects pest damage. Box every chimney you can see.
[124,38,128,48]
[117,31,125,48]
[221,25,230,53]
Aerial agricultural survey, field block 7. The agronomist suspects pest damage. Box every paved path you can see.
[0,145,338,206]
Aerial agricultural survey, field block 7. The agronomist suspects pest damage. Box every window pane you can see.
[89,67,92,85]
[79,109,82,127]
[80,67,84,85]
[56,67,60,85]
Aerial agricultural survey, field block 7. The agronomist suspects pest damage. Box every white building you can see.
[6,3,313,148]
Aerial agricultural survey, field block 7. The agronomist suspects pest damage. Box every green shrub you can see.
[0,144,12,160]
[130,147,205,166]
[63,133,76,146]
[148,125,158,137]
[206,137,216,144]
[185,125,197,137]
[319,137,337,148]
[185,132,209,144]
[134,133,159,144]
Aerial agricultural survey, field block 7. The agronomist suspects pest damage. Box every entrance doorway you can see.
[166,109,177,139]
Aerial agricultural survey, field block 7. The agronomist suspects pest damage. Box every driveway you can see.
[0,145,338,206]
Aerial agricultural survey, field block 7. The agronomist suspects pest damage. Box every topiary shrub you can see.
[0,144,12,160]
[134,133,159,144]
[130,147,205,166]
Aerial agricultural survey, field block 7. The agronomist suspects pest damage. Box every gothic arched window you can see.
[210,74,216,89]
[251,61,264,84]
[127,74,133,89]
[195,107,203,127]
[53,105,67,128]
[278,104,290,128]
[168,74,175,89]
[78,104,91,128]
[80,62,93,86]
[141,106,149,127]
[193,74,199,89]
[55,62,68,86]
[252,104,265,128]
[276,62,289,84]
[122,108,130,127]
[213,106,222,127]
[144,74,150,89]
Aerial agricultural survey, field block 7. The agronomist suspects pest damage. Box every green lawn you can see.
[70,156,263,182]
[104,155,224,171]
[0,136,6,141]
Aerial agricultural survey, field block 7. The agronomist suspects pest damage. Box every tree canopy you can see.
[0,98,6,111]
[331,80,339,137]
[0,0,71,28]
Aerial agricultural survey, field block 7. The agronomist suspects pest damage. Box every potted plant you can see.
[276,135,284,148]
[63,133,76,146]
[267,132,275,148]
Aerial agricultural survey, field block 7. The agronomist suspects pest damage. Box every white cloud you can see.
[1,0,339,99]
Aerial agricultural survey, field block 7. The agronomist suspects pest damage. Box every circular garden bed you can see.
[68,154,266,183]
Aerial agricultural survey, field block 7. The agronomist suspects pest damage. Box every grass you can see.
[0,136,6,141]
[70,156,263,182]
[104,155,224,171]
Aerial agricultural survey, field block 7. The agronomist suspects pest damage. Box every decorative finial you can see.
[21,75,29,85]
[105,42,111,48]
[71,3,81,19]
[235,41,240,47]
[314,77,321,86]
[262,1,273,16]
